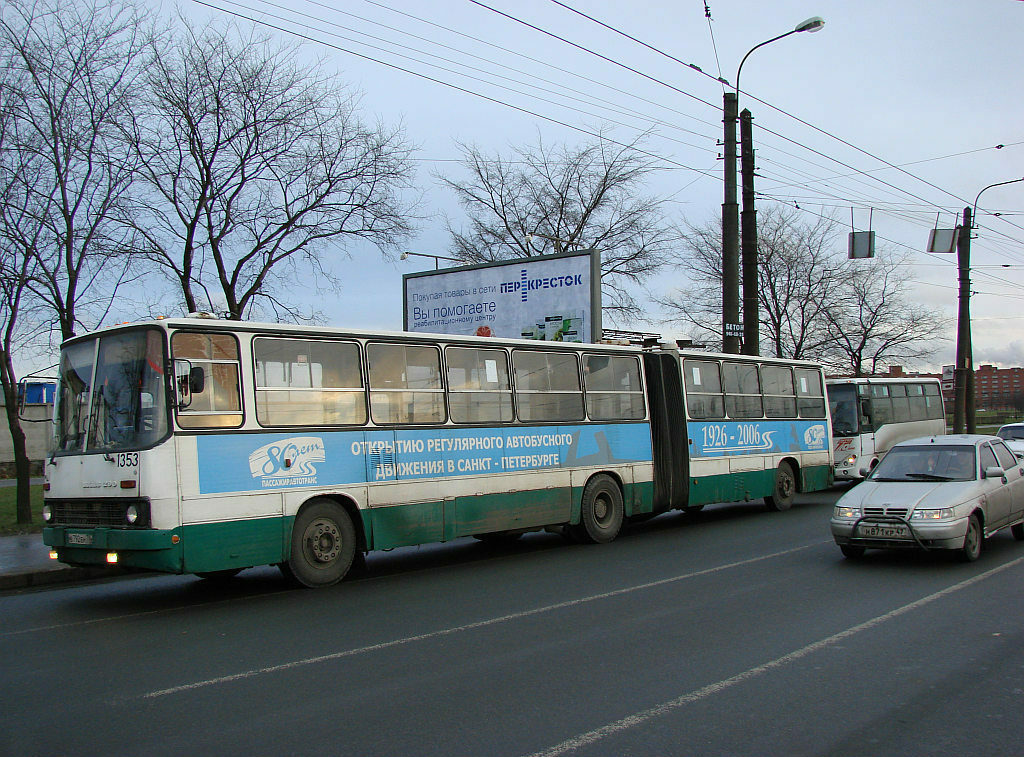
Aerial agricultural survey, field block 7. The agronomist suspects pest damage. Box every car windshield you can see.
[869,444,977,482]
[997,427,1024,441]
[54,328,169,454]
[827,384,859,436]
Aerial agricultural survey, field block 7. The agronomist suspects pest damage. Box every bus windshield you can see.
[827,384,859,437]
[54,328,169,454]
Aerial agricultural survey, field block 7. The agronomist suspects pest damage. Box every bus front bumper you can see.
[43,527,183,572]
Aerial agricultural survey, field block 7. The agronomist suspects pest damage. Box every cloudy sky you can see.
[185,0,1024,371]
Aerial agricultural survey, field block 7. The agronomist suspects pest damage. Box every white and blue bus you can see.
[43,317,833,587]
[827,376,946,480]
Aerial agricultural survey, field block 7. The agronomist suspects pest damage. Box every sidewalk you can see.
[0,532,120,591]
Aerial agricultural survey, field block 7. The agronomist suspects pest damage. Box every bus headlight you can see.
[842,454,857,466]
[911,508,955,520]
[126,505,139,525]
[834,505,861,519]
[42,504,52,522]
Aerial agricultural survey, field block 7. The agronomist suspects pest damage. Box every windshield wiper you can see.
[904,472,954,481]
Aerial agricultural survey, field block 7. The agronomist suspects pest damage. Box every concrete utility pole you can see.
[722,16,823,357]
[954,176,1024,433]
[953,206,973,434]
[740,108,758,356]
[721,91,741,354]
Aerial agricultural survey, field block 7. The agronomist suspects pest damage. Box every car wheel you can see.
[1012,522,1024,541]
[959,514,982,562]
[765,462,796,511]
[840,544,865,559]
[286,499,356,587]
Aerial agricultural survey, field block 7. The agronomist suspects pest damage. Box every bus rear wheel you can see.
[574,474,624,544]
[285,500,356,588]
[765,462,796,511]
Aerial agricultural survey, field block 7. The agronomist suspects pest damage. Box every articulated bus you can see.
[43,317,833,587]
[826,376,946,480]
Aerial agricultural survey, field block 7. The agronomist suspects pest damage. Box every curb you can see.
[0,565,124,592]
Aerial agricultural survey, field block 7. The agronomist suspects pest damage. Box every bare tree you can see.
[822,252,947,376]
[1,0,148,342]
[439,131,680,322]
[659,205,944,370]
[126,19,416,321]
[1,0,147,523]
[660,205,843,355]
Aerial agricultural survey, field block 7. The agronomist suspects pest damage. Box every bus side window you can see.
[368,342,445,425]
[683,359,724,419]
[795,368,826,418]
[254,338,366,427]
[171,332,243,428]
[512,349,583,422]
[583,354,645,420]
[723,361,763,418]
[446,346,513,424]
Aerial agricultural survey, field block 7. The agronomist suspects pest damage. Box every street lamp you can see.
[400,251,460,270]
[722,16,824,355]
[953,176,1024,433]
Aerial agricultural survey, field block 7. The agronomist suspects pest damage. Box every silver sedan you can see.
[830,434,1024,561]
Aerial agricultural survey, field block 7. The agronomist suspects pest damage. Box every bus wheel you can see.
[765,462,796,511]
[287,500,356,588]
[576,474,624,544]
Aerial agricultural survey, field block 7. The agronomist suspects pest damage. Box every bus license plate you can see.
[67,532,93,545]
[858,524,909,539]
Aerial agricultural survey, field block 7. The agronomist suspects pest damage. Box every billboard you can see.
[403,250,601,342]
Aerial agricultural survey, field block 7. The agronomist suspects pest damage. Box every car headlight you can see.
[42,504,52,522]
[834,505,861,519]
[911,508,955,520]
[126,505,139,525]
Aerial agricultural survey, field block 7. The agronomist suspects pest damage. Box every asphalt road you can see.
[3,486,1023,757]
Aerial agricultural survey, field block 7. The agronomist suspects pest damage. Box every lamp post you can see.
[722,16,824,355]
[953,176,1024,433]
[400,251,460,270]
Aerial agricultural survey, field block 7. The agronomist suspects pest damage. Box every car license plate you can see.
[67,532,93,545]
[858,524,909,539]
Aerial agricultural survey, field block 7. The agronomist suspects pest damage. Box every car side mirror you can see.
[859,467,872,478]
[984,466,1005,479]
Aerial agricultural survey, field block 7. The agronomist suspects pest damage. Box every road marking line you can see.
[524,555,1024,757]
[141,544,817,699]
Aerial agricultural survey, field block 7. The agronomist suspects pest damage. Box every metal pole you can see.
[740,108,758,356]
[722,91,740,354]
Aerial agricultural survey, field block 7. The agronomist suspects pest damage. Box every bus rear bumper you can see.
[43,527,183,572]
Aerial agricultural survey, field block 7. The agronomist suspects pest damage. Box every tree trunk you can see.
[0,351,34,525]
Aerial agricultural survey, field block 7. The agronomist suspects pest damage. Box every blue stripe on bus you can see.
[688,419,829,457]
[195,423,653,495]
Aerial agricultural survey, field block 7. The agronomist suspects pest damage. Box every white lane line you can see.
[525,555,1024,757]
[141,544,818,699]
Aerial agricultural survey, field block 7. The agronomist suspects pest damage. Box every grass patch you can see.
[0,484,45,535]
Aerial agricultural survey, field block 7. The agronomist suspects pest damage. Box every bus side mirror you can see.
[189,366,205,395]
[174,360,204,409]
